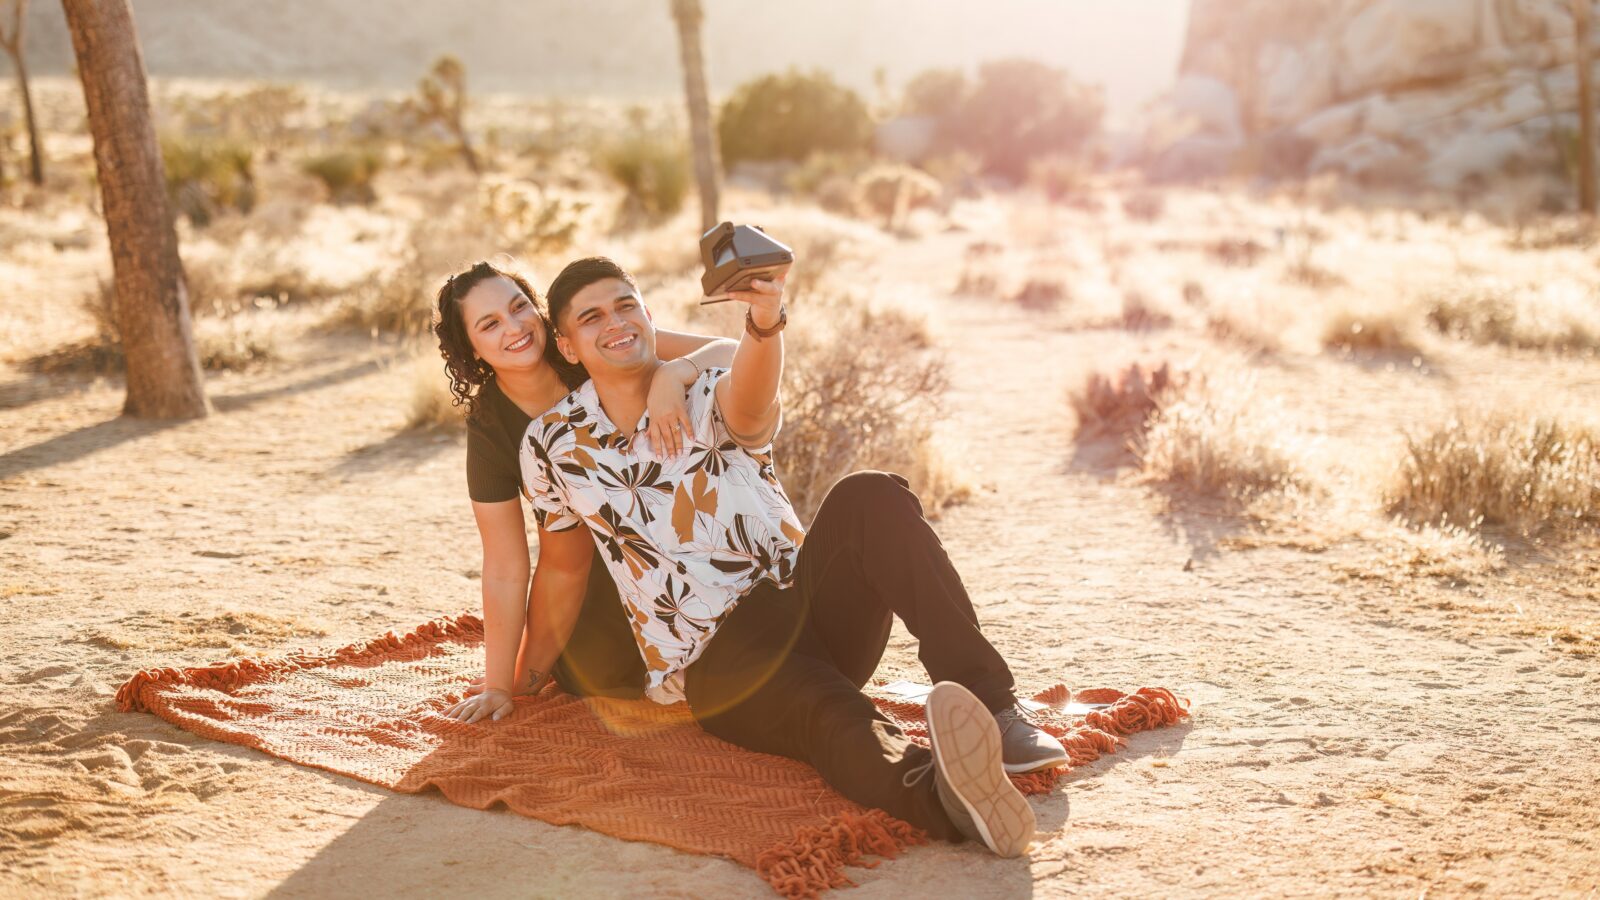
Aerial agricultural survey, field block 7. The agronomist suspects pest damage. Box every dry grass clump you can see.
[1120,191,1164,222]
[776,294,964,521]
[598,133,689,226]
[1423,279,1600,352]
[1135,373,1316,501]
[1386,409,1600,536]
[1011,278,1069,311]
[1206,237,1264,267]
[24,276,277,375]
[853,164,942,231]
[404,350,463,431]
[1118,290,1174,330]
[302,149,383,205]
[161,135,256,227]
[1069,360,1188,440]
[1321,304,1424,356]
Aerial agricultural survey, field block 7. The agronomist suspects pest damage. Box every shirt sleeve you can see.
[705,366,781,452]
[517,431,583,533]
[465,422,521,504]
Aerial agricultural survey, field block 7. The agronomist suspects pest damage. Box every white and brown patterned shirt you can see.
[519,367,806,704]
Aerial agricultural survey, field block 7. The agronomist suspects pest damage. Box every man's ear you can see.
[556,333,578,365]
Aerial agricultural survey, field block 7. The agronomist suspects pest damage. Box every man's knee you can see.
[821,470,918,515]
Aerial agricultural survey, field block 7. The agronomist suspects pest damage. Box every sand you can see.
[3,193,1599,898]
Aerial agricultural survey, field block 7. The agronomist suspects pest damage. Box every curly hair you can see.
[432,261,585,418]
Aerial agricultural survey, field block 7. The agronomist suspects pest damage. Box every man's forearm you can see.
[723,302,784,426]
[511,561,590,693]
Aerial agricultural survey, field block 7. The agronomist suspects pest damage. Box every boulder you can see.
[1337,0,1485,96]
[1168,74,1243,139]
[1149,134,1243,182]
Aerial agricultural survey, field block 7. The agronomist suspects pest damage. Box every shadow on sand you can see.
[0,358,382,482]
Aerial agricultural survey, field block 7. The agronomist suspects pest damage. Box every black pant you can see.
[682,471,1018,840]
[551,547,648,699]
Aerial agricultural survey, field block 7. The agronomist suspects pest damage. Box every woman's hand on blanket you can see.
[646,359,698,457]
[463,673,543,697]
[444,686,515,724]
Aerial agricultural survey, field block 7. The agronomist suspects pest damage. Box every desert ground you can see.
[3,80,1599,898]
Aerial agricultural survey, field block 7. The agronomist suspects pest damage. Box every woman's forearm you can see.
[481,573,530,694]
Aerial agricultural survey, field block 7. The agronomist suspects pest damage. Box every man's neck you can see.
[495,363,570,418]
[590,361,663,437]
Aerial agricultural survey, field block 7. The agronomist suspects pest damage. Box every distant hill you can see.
[22,0,1188,122]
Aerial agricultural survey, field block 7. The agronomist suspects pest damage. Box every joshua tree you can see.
[0,0,43,185]
[670,0,720,231]
[1575,0,1596,214]
[61,0,209,418]
[414,55,480,174]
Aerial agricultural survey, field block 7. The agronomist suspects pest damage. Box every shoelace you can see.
[993,703,1039,732]
[901,756,935,788]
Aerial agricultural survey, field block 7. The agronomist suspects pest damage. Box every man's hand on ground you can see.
[443,686,515,724]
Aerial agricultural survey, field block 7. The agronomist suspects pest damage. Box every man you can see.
[514,256,1066,856]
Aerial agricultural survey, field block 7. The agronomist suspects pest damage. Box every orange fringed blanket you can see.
[115,612,1189,897]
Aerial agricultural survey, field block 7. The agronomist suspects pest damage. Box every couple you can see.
[434,256,1067,856]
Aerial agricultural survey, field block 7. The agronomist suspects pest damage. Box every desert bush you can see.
[786,152,872,213]
[776,296,961,521]
[1011,278,1068,311]
[1423,279,1600,352]
[328,231,438,337]
[902,68,968,119]
[1136,373,1314,501]
[161,135,255,227]
[931,59,1101,183]
[405,350,463,431]
[302,149,383,205]
[1386,409,1600,535]
[853,164,942,230]
[476,177,585,258]
[1029,154,1091,203]
[1069,360,1188,441]
[1121,191,1164,222]
[26,280,275,375]
[1206,237,1265,267]
[598,134,689,224]
[1321,305,1423,356]
[718,70,874,166]
[1119,290,1174,330]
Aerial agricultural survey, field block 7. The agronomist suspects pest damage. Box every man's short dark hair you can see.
[547,257,637,329]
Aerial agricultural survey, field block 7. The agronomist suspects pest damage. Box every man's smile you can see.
[602,333,638,351]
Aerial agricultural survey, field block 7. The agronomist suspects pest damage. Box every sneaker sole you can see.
[1003,753,1070,775]
[928,682,1036,857]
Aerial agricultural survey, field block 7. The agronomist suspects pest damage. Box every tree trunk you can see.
[670,0,721,233]
[15,49,42,185]
[1577,0,1596,214]
[61,0,208,419]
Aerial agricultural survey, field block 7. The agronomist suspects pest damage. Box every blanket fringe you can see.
[756,808,928,899]
[114,612,485,714]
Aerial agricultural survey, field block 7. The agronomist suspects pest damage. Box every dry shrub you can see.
[1136,373,1315,501]
[1424,279,1600,352]
[1069,360,1187,441]
[1206,237,1264,267]
[26,277,276,375]
[1028,154,1090,203]
[775,295,963,521]
[1380,522,1505,582]
[785,152,872,213]
[598,133,689,225]
[302,149,383,205]
[1120,191,1164,222]
[853,164,942,231]
[404,350,463,431]
[1321,305,1424,356]
[1118,290,1174,330]
[1205,307,1281,353]
[1012,278,1068,311]
[1181,280,1208,307]
[1386,409,1600,536]
[328,229,441,336]
[161,135,256,227]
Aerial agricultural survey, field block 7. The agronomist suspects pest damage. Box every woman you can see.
[433,261,735,723]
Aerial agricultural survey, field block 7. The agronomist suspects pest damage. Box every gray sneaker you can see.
[925,681,1035,857]
[994,703,1070,774]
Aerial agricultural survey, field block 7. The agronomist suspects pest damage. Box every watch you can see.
[745,304,787,341]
